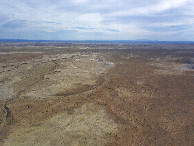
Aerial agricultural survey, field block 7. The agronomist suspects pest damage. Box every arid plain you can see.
[0,42,194,145]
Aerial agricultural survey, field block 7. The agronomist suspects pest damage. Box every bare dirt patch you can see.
[0,44,194,145]
[4,103,118,146]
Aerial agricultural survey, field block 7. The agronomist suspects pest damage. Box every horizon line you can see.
[0,39,194,43]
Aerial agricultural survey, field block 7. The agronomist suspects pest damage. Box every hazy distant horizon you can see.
[1,39,194,43]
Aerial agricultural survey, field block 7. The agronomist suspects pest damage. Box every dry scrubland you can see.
[0,42,194,145]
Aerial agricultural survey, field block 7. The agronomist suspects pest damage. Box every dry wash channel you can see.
[0,51,117,145]
[0,45,194,146]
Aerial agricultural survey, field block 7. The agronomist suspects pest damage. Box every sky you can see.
[0,0,194,41]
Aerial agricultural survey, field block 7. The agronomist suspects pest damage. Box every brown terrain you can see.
[0,42,194,145]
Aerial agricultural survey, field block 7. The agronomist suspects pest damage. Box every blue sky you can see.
[0,0,194,40]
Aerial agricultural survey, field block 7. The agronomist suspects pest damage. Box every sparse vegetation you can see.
[0,42,194,145]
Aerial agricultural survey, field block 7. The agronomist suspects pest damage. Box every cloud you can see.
[111,0,190,16]
[78,13,102,26]
[72,0,88,4]
[0,0,193,40]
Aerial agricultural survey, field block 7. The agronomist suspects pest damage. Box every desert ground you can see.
[0,42,194,145]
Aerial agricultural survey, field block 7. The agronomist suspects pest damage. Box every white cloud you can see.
[0,0,193,40]
[78,13,102,24]
[72,0,88,4]
[111,0,190,16]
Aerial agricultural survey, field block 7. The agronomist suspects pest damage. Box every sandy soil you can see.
[0,43,194,145]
